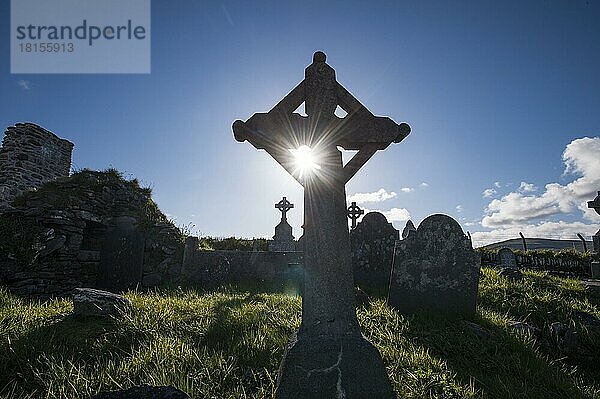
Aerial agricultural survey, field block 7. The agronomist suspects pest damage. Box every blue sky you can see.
[2,0,599,245]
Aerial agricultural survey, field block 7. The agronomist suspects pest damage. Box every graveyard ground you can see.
[1,268,599,399]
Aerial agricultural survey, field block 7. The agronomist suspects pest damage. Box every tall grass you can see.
[0,268,598,398]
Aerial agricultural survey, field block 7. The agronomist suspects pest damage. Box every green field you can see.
[1,268,599,398]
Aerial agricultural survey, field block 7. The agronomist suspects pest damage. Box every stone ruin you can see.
[181,238,303,290]
[0,124,185,298]
[350,211,399,287]
[0,169,183,297]
[0,123,73,210]
[388,214,480,317]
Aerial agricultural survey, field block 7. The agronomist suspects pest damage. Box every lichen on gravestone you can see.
[389,214,480,317]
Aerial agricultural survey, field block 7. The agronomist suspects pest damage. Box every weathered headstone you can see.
[350,211,399,287]
[269,197,296,252]
[498,246,522,280]
[388,214,480,317]
[347,201,364,229]
[401,220,417,239]
[233,51,410,398]
[97,216,145,292]
[587,191,600,278]
[498,247,518,269]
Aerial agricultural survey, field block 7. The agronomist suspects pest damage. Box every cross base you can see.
[275,332,395,399]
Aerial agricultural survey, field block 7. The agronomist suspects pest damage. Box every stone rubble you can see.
[73,287,132,318]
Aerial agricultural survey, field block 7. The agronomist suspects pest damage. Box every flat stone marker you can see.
[498,247,518,269]
[388,214,480,317]
[73,288,132,318]
[233,52,410,398]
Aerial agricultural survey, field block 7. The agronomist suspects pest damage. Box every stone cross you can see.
[275,197,294,221]
[233,51,410,398]
[347,201,364,229]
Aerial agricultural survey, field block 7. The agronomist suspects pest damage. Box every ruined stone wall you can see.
[181,244,304,289]
[0,123,73,210]
[0,170,184,298]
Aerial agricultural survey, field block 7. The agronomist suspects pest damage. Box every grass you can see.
[0,268,599,398]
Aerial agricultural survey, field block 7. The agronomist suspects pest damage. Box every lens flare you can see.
[290,145,321,178]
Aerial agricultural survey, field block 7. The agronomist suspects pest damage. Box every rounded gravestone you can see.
[388,214,480,317]
[498,247,518,269]
[350,211,399,287]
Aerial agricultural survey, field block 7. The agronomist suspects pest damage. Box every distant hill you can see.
[481,238,592,252]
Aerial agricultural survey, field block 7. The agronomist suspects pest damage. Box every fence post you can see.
[519,232,527,251]
[577,233,588,253]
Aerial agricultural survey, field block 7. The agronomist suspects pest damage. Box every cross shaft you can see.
[232,51,409,398]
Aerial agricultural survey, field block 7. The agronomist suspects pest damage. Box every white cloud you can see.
[494,181,502,188]
[362,207,411,223]
[481,137,600,228]
[482,188,496,198]
[400,187,413,193]
[17,80,31,90]
[382,207,411,222]
[519,181,537,193]
[482,192,564,226]
[471,137,600,246]
[456,205,463,213]
[348,188,396,204]
[420,182,429,187]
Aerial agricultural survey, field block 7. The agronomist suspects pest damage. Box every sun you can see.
[290,145,321,178]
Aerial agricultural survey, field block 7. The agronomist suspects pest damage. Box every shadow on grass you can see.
[0,314,132,395]
[0,288,298,397]
[397,311,594,399]
[479,271,600,371]
[4,278,596,398]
